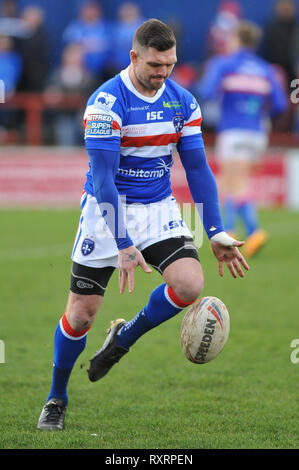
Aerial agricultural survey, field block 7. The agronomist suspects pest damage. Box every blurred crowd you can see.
[0,0,298,145]
[0,0,146,144]
[176,0,299,136]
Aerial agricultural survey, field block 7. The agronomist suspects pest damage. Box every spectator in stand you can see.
[0,34,22,141]
[62,1,111,81]
[18,5,49,92]
[109,2,144,74]
[0,0,27,40]
[206,0,242,56]
[44,43,97,146]
[263,0,299,89]
[1,0,18,18]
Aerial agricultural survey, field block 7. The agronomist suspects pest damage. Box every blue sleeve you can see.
[179,147,224,238]
[88,148,133,250]
[197,56,226,101]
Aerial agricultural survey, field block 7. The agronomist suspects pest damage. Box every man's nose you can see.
[155,65,168,76]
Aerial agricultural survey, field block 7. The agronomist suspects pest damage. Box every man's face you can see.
[130,45,177,92]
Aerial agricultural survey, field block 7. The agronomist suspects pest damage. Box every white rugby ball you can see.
[180,296,230,364]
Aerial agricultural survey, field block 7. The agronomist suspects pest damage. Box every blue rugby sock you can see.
[237,200,259,236]
[223,197,238,233]
[47,314,89,405]
[116,283,196,350]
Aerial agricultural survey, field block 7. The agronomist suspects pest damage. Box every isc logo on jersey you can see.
[85,114,113,137]
[146,111,163,121]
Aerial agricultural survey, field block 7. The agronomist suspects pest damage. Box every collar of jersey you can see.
[120,67,165,103]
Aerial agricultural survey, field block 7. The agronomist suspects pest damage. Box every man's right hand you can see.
[118,246,152,294]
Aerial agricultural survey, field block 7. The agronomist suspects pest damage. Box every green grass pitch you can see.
[0,208,298,449]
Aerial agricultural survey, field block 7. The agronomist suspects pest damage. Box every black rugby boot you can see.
[37,398,67,430]
[88,318,129,382]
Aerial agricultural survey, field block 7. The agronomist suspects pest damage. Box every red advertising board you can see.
[0,148,288,208]
[171,152,287,207]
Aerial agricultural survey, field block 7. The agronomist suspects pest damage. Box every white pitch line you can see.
[0,243,72,260]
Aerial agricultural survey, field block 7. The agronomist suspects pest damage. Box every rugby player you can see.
[37,19,249,430]
[199,21,288,257]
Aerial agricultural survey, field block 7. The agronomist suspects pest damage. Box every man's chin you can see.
[150,80,165,90]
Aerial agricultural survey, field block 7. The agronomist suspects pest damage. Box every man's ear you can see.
[130,49,138,65]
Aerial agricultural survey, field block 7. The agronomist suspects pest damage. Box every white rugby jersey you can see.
[83,67,204,203]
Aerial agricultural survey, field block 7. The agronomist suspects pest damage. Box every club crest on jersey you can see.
[95,92,117,111]
[81,238,95,256]
[173,114,185,133]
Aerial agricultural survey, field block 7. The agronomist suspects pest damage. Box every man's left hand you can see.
[210,235,250,278]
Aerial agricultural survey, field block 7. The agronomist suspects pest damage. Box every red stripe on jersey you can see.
[121,133,181,148]
[61,313,90,338]
[184,117,202,127]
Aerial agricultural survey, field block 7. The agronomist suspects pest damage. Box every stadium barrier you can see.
[1,93,299,147]
[0,93,298,209]
[0,92,86,146]
[1,146,299,210]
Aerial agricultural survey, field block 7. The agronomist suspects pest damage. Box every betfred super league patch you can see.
[85,114,113,137]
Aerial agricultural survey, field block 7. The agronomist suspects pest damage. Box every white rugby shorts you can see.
[215,129,268,162]
[71,192,193,268]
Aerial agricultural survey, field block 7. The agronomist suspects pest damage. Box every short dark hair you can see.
[236,21,262,50]
[133,18,176,52]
